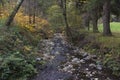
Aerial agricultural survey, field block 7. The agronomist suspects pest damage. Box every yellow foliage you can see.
[0,8,9,19]
[24,46,31,51]
[0,7,50,32]
[0,7,53,37]
[14,12,50,32]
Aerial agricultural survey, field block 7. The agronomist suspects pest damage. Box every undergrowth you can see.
[83,32,120,76]
[0,26,45,80]
[72,30,120,77]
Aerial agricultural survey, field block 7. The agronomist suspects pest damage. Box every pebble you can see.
[58,79,63,80]
[83,52,88,57]
[92,71,96,75]
[89,63,96,68]
[71,58,79,63]
[85,68,89,71]
[36,58,42,61]
[91,55,97,59]
[63,64,73,71]
[55,51,60,54]
[80,59,85,63]
[71,56,75,58]
[73,50,78,53]
[106,77,111,80]
[90,74,93,77]
[84,56,92,60]
[96,64,102,70]
[90,78,94,80]
[86,74,89,77]
[94,78,99,80]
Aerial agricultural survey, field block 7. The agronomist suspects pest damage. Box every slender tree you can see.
[28,0,32,24]
[91,7,99,33]
[5,0,24,29]
[82,12,91,30]
[86,0,102,33]
[0,0,4,6]
[59,0,73,41]
[33,0,36,24]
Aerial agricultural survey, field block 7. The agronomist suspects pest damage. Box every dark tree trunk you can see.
[103,0,112,36]
[60,0,73,41]
[0,0,4,6]
[63,0,69,31]
[116,15,120,22]
[29,0,32,24]
[86,18,90,31]
[91,8,99,33]
[5,0,24,29]
[33,0,36,24]
[83,12,91,31]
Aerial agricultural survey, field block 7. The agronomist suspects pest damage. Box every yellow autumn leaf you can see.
[24,46,31,51]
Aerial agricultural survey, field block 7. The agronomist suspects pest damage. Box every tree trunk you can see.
[33,0,36,24]
[91,9,99,33]
[28,0,32,24]
[116,15,120,22]
[83,12,90,31]
[103,0,112,36]
[0,0,4,6]
[5,0,24,29]
[61,0,73,41]
[86,18,90,31]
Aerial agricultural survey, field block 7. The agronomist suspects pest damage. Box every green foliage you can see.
[70,29,87,45]
[0,26,42,54]
[0,26,44,80]
[0,18,6,27]
[86,0,103,10]
[68,13,82,28]
[0,52,37,80]
[37,0,55,15]
[66,1,82,28]
[111,0,120,16]
[103,53,120,76]
[47,5,64,30]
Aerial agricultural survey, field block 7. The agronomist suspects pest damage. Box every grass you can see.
[87,22,120,48]
[86,32,120,48]
[98,22,120,33]
[98,22,120,47]
[96,33,120,48]
[86,22,120,76]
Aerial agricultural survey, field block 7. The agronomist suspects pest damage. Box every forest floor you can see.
[31,33,120,80]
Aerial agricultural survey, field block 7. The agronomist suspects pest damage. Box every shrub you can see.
[0,27,44,80]
[103,47,120,76]
[103,54,120,76]
[0,52,37,80]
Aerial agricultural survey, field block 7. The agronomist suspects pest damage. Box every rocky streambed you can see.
[32,33,120,80]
